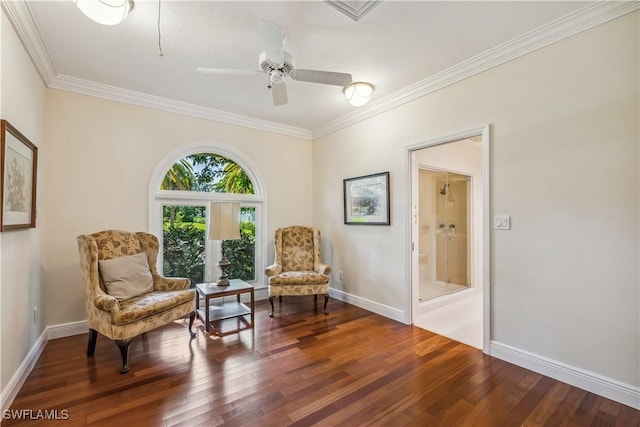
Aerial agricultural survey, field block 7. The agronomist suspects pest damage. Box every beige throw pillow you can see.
[99,252,154,301]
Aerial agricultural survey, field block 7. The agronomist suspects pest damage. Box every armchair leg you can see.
[323,294,329,315]
[87,329,98,356]
[115,339,133,374]
[188,312,196,338]
[269,296,275,317]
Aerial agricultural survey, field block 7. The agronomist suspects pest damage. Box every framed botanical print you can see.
[1,120,38,231]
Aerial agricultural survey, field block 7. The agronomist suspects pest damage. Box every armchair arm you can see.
[265,264,282,277]
[154,276,191,291]
[94,290,120,313]
[317,263,332,275]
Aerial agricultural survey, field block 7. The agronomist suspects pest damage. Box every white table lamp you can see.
[208,202,240,286]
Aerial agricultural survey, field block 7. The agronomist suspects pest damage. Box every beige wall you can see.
[0,12,47,391]
[42,89,313,326]
[313,12,639,387]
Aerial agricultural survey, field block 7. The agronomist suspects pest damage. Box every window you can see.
[150,146,264,287]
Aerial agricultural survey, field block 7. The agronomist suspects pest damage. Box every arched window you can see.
[149,144,265,287]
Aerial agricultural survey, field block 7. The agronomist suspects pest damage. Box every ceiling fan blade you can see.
[271,82,288,106]
[259,20,284,64]
[197,68,263,76]
[290,69,353,87]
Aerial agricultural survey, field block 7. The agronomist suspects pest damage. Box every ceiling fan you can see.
[197,21,353,106]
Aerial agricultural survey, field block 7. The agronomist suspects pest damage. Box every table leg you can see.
[204,295,210,332]
[250,289,255,327]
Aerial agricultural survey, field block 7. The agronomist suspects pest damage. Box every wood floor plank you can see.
[3,299,638,426]
[521,381,572,426]
[614,404,640,427]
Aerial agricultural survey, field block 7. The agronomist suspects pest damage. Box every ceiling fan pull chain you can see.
[157,0,164,57]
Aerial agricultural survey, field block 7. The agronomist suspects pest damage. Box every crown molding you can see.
[323,0,382,22]
[1,0,57,83]
[4,1,637,142]
[312,1,640,139]
[1,0,312,141]
[48,74,312,140]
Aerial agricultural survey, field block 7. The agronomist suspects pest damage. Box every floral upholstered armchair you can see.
[77,230,196,374]
[265,226,331,317]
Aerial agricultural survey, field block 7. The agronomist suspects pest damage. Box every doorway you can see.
[408,127,489,351]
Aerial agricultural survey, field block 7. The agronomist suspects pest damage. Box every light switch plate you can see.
[494,215,511,230]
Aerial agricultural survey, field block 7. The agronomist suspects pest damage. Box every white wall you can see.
[0,12,47,391]
[42,89,313,326]
[313,11,639,391]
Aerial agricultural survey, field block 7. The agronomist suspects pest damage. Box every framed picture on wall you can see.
[1,120,38,231]
[344,171,390,225]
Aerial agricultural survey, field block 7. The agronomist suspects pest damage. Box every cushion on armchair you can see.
[268,271,329,286]
[113,290,196,325]
[99,252,154,301]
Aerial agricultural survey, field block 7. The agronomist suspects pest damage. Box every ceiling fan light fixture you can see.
[75,0,133,26]
[343,82,374,107]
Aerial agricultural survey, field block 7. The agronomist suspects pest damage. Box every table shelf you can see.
[197,301,251,323]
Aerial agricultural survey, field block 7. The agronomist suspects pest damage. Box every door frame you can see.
[405,125,491,353]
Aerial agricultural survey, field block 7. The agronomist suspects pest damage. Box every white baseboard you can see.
[254,286,269,302]
[47,320,88,340]
[0,329,48,414]
[329,288,406,324]
[490,341,640,409]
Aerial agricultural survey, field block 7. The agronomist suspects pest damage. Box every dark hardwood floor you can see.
[5,298,639,426]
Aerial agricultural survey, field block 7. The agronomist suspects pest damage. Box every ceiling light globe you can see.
[343,82,374,107]
[75,0,133,26]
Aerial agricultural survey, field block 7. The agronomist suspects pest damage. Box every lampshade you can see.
[75,0,133,26]
[343,82,374,107]
[208,202,240,241]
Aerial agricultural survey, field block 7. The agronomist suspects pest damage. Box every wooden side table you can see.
[195,279,254,333]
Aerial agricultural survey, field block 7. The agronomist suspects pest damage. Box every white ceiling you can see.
[4,1,636,138]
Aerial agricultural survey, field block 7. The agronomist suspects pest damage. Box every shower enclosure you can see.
[418,169,471,301]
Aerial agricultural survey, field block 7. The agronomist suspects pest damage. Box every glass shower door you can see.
[420,170,470,301]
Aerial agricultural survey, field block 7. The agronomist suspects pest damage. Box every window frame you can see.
[149,143,267,288]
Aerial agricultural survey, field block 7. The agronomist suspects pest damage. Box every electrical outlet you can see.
[339,271,344,281]
[33,306,38,324]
